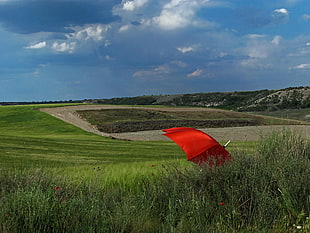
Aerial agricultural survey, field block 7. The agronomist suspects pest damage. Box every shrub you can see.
[0,130,309,232]
[139,129,310,231]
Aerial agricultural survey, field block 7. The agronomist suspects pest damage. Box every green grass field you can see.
[0,105,309,232]
[0,105,194,184]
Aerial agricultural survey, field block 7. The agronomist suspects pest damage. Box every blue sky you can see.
[0,0,309,101]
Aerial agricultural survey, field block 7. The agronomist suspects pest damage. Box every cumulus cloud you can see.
[291,63,310,69]
[187,69,203,77]
[119,24,131,32]
[114,0,216,32]
[272,35,282,45]
[25,41,47,49]
[52,42,76,53]
[68,24,110,42]
[47,24,111,53]
[274,8,289,15]
[244,37,270,59]
[302,14,310,21]
[152,0,211,30]
[123,0,149,11]
[113,0,152,28]
[272,8,289,24]
[177,46,195,53]
[239,34,284,68]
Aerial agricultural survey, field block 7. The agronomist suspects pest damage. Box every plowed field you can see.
[40,105,310,141]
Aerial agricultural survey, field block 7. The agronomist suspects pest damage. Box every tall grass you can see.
[1,130,309,232]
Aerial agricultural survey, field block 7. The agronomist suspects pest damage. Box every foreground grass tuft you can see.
[0,130,309,232]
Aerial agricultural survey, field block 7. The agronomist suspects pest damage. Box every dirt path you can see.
[40,105,310,141]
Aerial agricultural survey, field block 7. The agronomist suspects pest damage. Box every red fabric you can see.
[189,145,231,166]
[162,127,232,166]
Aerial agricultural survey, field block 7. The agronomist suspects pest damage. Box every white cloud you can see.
[187,69,202,77]
[242,34,283,60]
[25,41,46,49]
[247,46,268,59]
[119,24,131,32]
[152,0,211,30]
[302,14,310,21]
[52,42,76,53]
[154,65,170,73]
[47,24,110,53]
[272,35,282,45]
[134,64,171,78]
[171,60,187,67]
[246,34,266,39]
[239,35,285,68]
[272,8,289,24]
[291,63,310,69]
[33,70,40,78]
[219,52,227,57]
[115,0,215,31]
[105,55,112,61]
[274,8,289,15]
[177,46,195,53]
[288,41,310,57]
[123,0,149,11]
[68,24,110,42]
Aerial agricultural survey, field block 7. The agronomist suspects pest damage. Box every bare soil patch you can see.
[40,105,310,141]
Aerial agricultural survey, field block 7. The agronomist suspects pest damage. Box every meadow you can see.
[0,105,309,232]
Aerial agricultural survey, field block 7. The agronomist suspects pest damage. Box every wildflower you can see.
[296,226,302,229]
[219,202,225,205]
[54,186,60,190]
[151,165,155,167]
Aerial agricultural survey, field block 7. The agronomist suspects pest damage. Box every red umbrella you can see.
[162,127,232,166]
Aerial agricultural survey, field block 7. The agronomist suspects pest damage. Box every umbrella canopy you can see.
[162,127,232,166]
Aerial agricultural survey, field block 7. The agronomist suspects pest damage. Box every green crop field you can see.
[0,105,192,182]
[0,105,309,232]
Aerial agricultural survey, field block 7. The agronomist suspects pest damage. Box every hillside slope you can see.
[86,86,310,111]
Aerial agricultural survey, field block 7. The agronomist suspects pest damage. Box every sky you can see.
[0,0,310,101]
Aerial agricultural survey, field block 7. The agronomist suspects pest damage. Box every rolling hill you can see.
[85,86,310,111]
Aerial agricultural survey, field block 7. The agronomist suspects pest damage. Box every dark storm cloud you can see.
[0,0,309,101]
[0,0,121,34]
